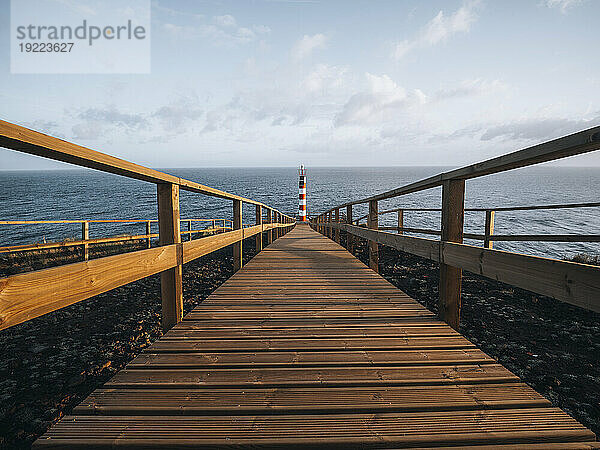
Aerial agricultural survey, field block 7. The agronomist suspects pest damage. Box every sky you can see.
[1,0,600,170]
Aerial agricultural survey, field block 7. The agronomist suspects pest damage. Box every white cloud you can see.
[213,14,237,27]
[393,0,480,60]
[291,34,328,62]
[543,0,586,13]
[433,78,507,101]
[161,13,269,46]
[335,73,426,126]
[301,64,348,93]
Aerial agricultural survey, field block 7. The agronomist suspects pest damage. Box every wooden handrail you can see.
[354,201,600,223]
[0,217,234,254]
[312,127,600,330]
[0,218,234,225]
[0,120,296,332]
[0,120,296,213]
[0,222,289,331]
[323,126,600,211]
[327,222,600,314]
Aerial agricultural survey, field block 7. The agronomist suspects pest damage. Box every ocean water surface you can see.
[0,166,598,260]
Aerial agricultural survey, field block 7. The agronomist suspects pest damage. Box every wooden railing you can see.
[0,218,233,257]
[0,120,295,332]
[312,126,600,329]
[352,202,600,246]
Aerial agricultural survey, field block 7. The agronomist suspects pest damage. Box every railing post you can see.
[368,200,379,272]
[328,212,333,239]
[346,205,353,253]
[267,209,273,245]
[256,205,263,252]
[212,219,216,233]
[146,220,152,248]
[187,219,192,241]
[233,199,242,272]
[439,179,465,331]
[484,210,495,249]
[82,221,89,261]
[157,183,183,333]
[334,208,340,243]
[397,209,404,234]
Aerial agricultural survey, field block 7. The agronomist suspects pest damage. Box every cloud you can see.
[335,73,426,126]
[437,113,600,144]
[301,64,348,93]
[291,33,328,62]
[160,13,270,46]
[77,106,147,128]
[480,115,599,141]
[152,95,203,131]
[213,14,236,27]
[393,0,480,60]
[543,0,586,13]
[432,78,507,101]
[72,121,104,140]
[70,94,204,142]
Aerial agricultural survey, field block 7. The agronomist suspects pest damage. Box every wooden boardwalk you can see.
[35,223,597,448]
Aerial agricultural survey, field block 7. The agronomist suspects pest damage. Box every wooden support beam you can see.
[397,210,404,235]
[439,179,465,331]
[346,205,353,253]
[334,208,340,243]
[146,221,151,248]
[368,200,379,272]
[266,209,273,245]
[187,220,192,241]
[484,210,495,249]
[233,200,242,272]
[255,205,263,253]
[157,183,183,333]
[81,221,89,261]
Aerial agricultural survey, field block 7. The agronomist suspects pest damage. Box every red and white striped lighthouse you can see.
[298,165,307,222]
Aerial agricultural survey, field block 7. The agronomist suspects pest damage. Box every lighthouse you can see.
[298,165,307,222]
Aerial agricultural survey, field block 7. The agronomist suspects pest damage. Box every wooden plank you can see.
[0,245,177,331]
[106,364,518,388]
[74,383,550,415]
[128,349,494,368]
[33,410,595,448]
[157,183,183,332]
[148,337,475,352]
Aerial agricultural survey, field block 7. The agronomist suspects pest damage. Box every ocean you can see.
[0,166,598,260]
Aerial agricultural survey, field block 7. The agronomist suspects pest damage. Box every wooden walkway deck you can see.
[35,223,597,448]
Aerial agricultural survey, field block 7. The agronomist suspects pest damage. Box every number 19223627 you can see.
[19,42,74,52]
